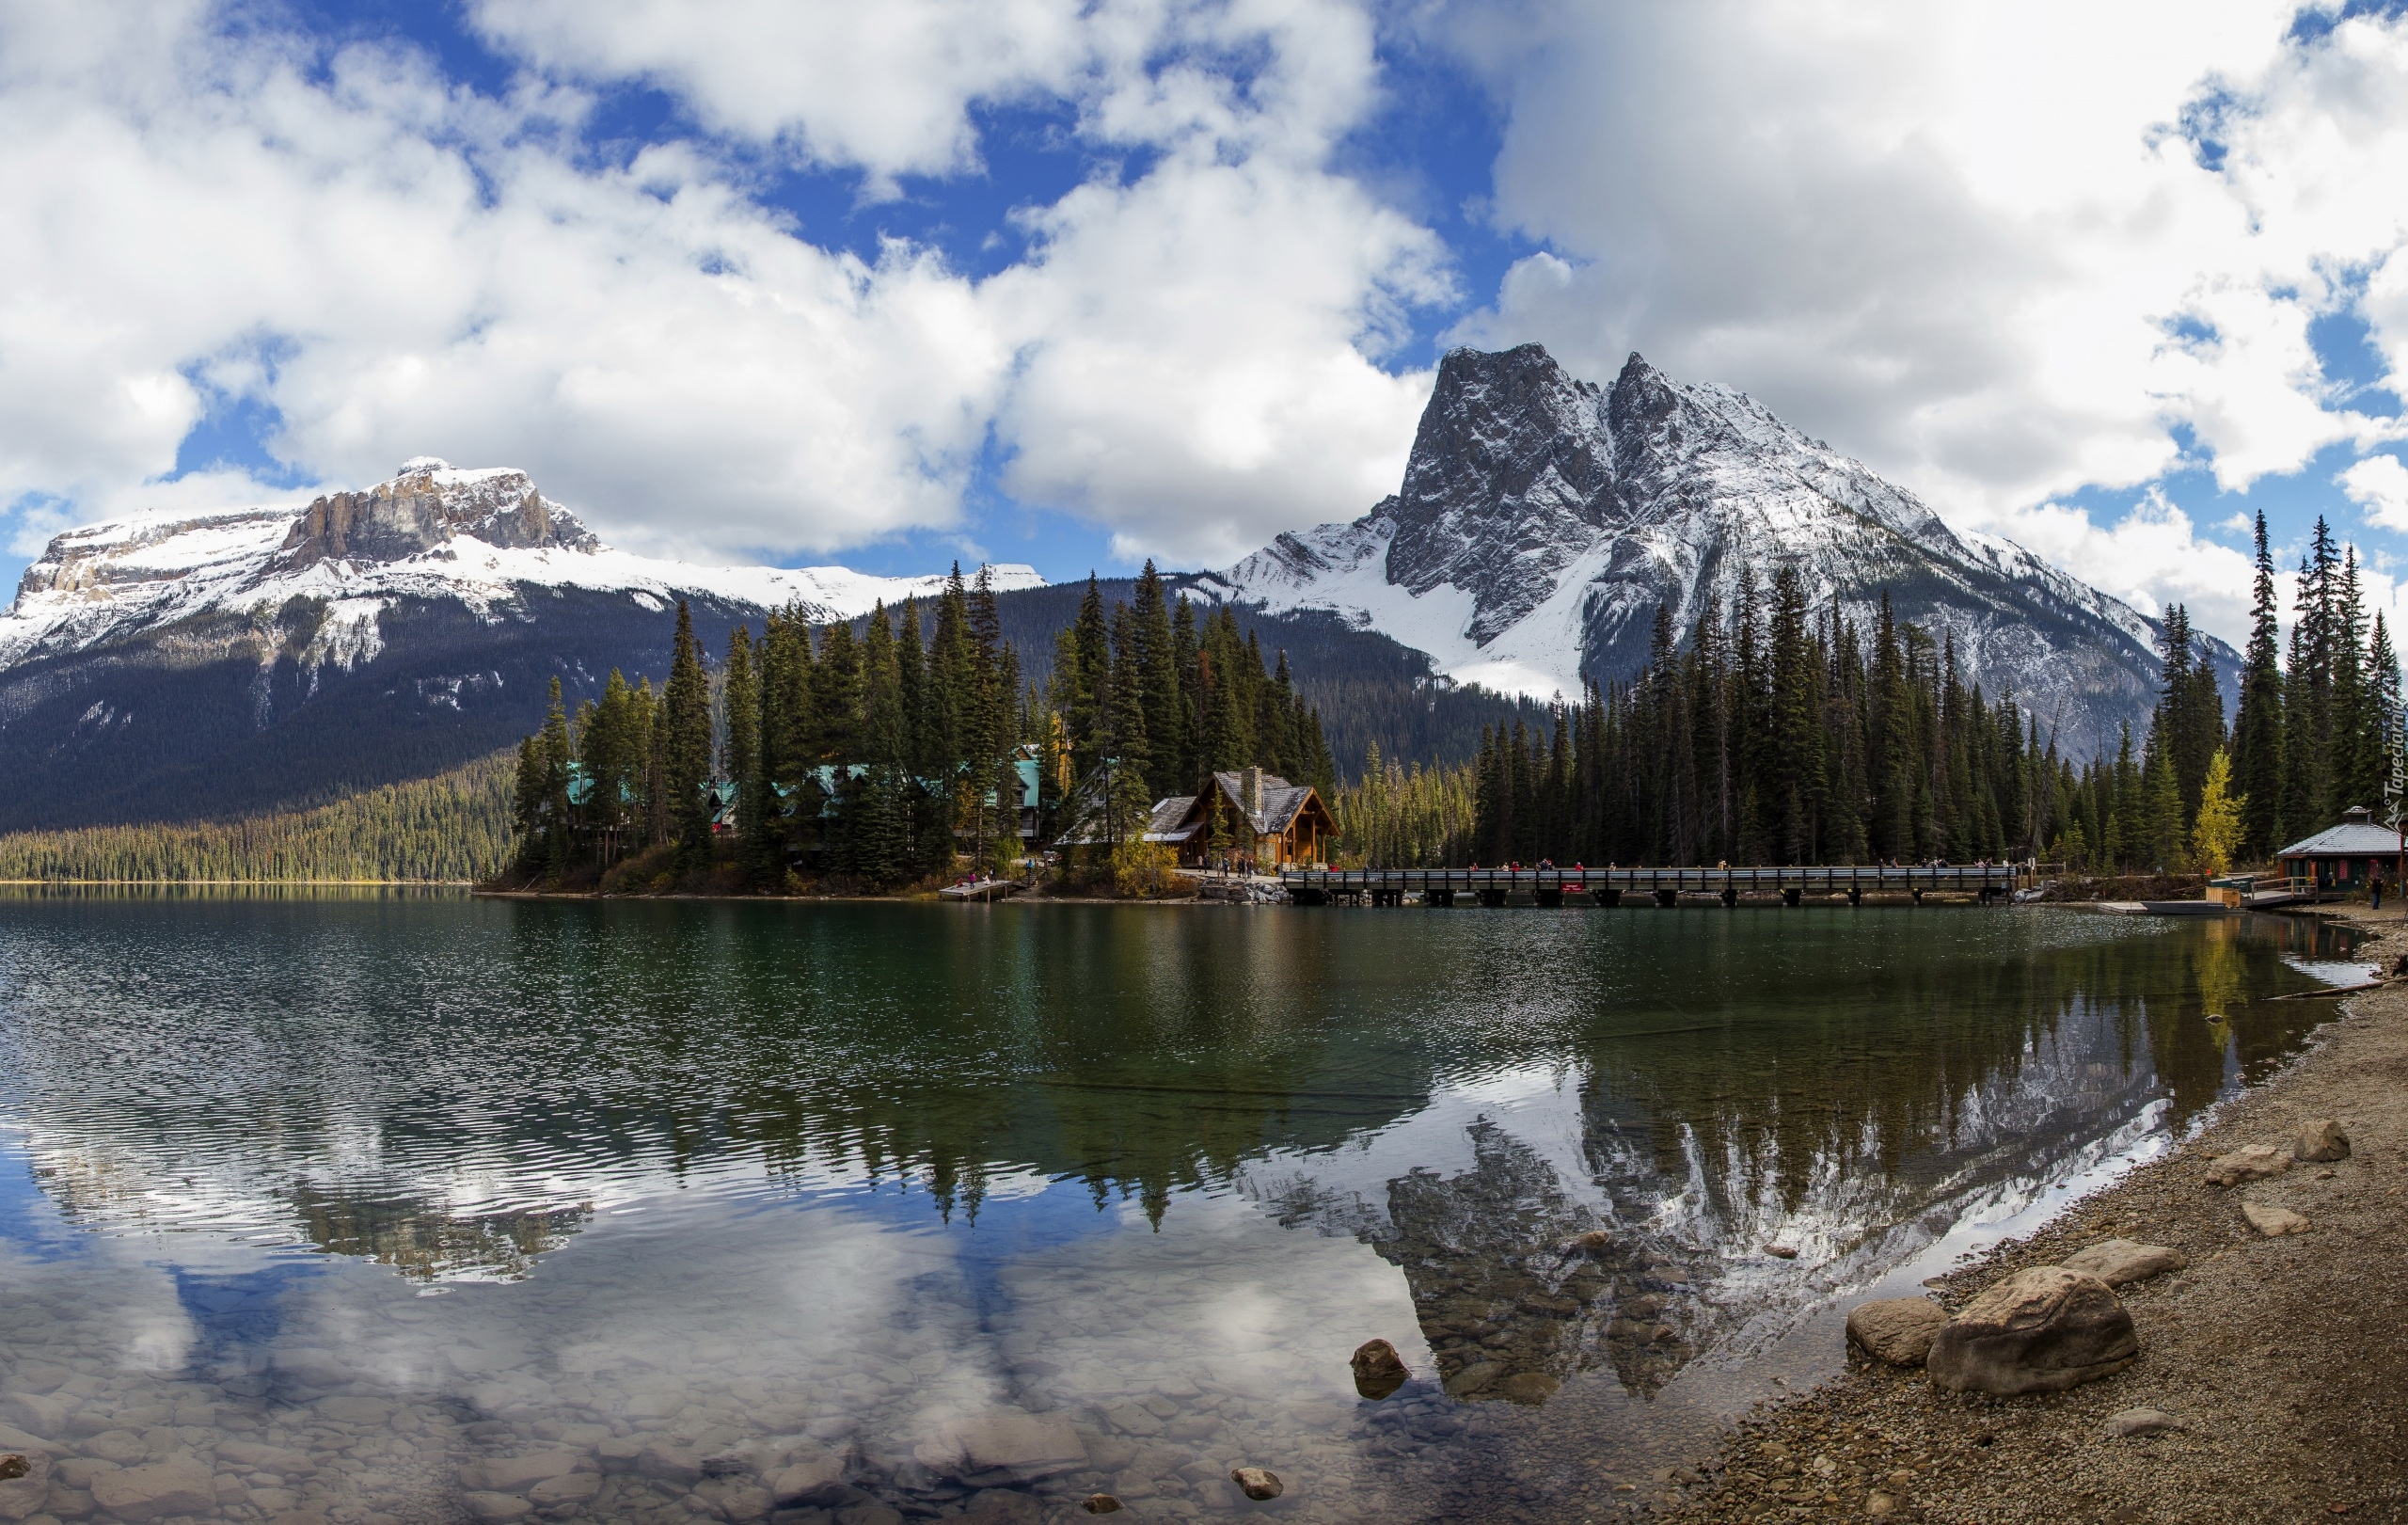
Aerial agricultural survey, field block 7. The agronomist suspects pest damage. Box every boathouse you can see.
[1141,768,1336,868]
[2276,805,2404,892]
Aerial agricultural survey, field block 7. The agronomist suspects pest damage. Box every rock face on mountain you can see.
[0,462,1041,832]
[272,458,598,571]
[1207,344,2236,759]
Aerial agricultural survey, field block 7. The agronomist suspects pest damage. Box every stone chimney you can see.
[1244,767,1263,822]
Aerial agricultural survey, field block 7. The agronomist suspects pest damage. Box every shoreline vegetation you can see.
[1646,898,2408,1524]
[0,754,512,885]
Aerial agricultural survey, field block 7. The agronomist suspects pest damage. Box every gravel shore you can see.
[1648,905,2408,1525]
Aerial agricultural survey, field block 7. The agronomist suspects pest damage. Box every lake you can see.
[0,895,2365,1525]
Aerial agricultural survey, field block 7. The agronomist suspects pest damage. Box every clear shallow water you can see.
[0,894,2364,1525]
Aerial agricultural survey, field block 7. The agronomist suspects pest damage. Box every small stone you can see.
[1925,1266,2138,1395]
[2242,1201,2311,1236]
[1572,1230,1610,1252]
[1845,1299,1949,1367]
[2205,1145,2291,1186]
[1886,1470,1914,1488]
[1350,1338,1409,1400]
[2062,1239,2186,1286]
[1444,1360,1503,1397]
[1230,1466,1284,1501]
[1766,1245,1798,1259]
[2104,1407,2187,1438]
[0,1458,24,1482]
[461,1494,532,1524]
[1082,1497,1123,1515]
[1866,1493,1897,1517]
[2292,1120,2352,1163]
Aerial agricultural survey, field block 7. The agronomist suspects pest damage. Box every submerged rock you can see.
[0,1450,49,1523]
[87,1457,215,1522]
[2291,1119,2351,1163]
[1845,1298,1949,1367]
[1082,1496,1124,1515]
[1230,1466,1285,1501]
[2062,1238,2187,1286]
[1925,1267,2138,1395]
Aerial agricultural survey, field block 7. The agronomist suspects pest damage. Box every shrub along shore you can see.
[1645,901,2408,1525]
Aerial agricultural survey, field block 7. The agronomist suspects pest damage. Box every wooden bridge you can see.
[1278,864,2033,908]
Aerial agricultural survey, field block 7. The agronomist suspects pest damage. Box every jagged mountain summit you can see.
[0,459,1040,830]
[1202,345,2232,759]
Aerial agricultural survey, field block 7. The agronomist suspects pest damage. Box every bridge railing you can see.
[1277,863,2029,891]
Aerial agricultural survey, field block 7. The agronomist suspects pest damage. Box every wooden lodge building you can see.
[1139,768,1335,868]
[2276,805,2405,893]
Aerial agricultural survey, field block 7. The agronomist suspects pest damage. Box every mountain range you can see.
[0,351,2231,833]
[1201,344,2236,760]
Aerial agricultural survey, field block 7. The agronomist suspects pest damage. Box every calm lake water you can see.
[0,895,2367,1525]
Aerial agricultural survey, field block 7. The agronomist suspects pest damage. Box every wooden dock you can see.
[937,878,1023,902]
[1279,865,2028,907]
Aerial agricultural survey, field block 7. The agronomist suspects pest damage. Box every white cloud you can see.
[0,0,1446,571]
[467,0,1094,186]
[2340,453,2408,532]
[1431,0,2408,637]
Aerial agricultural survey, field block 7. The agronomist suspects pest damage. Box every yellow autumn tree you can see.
[2190,748,2245,879]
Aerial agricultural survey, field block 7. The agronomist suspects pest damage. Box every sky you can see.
[8,1,2408,648]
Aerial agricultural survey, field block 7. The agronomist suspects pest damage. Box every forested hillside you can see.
[1332,515,2403,875]
[0,751,512,882]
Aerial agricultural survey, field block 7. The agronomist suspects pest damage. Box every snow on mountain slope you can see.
[0,460,1042,832]
[0,458,1040,673]
[1202,345,2229,759]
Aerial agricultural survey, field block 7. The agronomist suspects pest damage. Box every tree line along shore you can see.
[0,511,2389,891]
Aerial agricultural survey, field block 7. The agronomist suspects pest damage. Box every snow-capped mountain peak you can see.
[1207,343,2230,757]
[1,464,1042,673]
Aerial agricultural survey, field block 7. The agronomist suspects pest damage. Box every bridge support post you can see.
[1480,888,1508,909]
[1782,886,1801,907]
[1425,889,1453,908]
[1655,887,1678,908]
[1911,888,1924,906]
[1720,882,1737,908]
[1600,888,1622,907]
[1847,887,1861,907]
[1536,887,1563,908]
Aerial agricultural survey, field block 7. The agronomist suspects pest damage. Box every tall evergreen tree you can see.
[2232,510,2286,857]
[661,600,714,859]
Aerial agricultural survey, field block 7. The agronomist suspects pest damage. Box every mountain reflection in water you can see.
[0,895,2362,1522]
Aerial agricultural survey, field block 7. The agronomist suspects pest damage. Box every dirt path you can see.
[1650,906,2408,1525]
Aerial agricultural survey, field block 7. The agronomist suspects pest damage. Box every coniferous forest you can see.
[504,564,1334,889]
[0,752,513,882]
[1335,515,2401,877]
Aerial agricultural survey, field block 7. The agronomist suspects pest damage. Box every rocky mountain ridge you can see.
[1203,345,2233,758]
[0,460,1044,831]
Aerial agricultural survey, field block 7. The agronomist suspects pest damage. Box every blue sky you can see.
[7,0,2408,643]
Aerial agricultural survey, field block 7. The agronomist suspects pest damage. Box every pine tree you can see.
[2232,511,2285,858]
[661,600,714,860]
[721,627,764,884]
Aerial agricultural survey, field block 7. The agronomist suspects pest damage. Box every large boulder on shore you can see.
[2062,1238,2186,1286]
[2291,1120,2351,1163]
[1846,1299,1950,1367]
[1925,1267,2138,1395]
[2205,1145,2290,1186]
